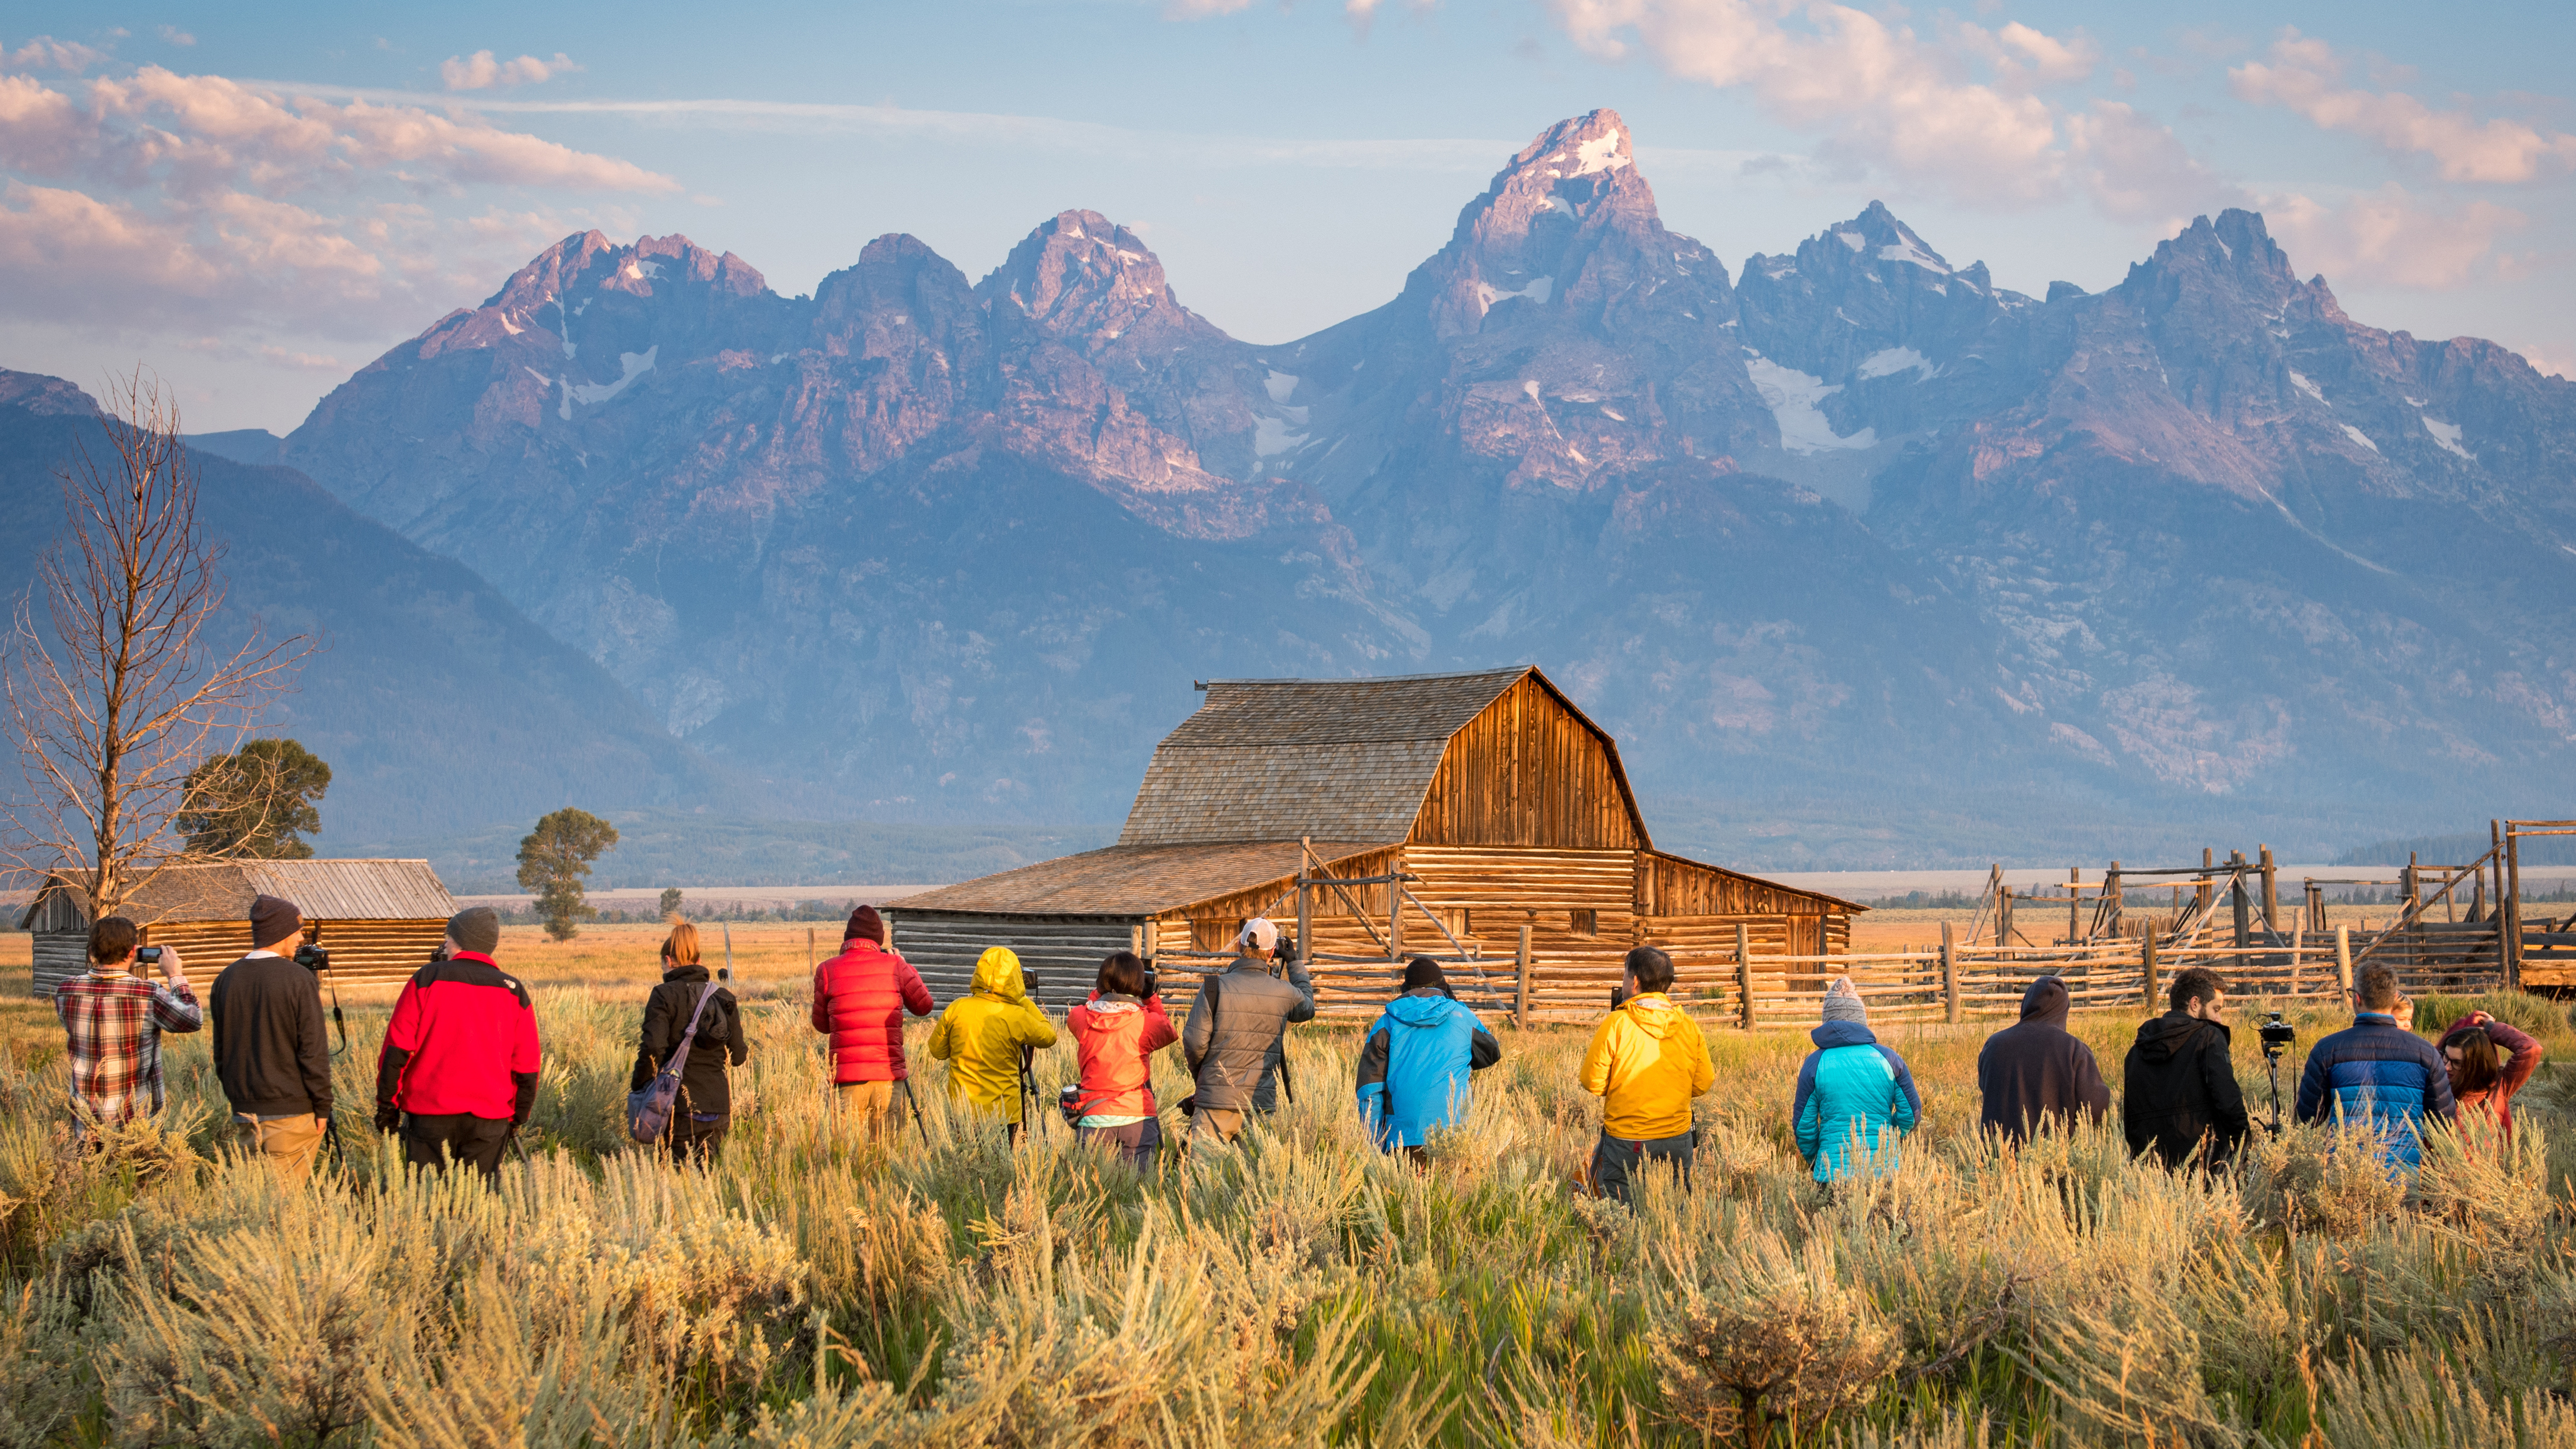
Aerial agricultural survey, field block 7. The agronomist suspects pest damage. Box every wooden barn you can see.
[888,667,1860,1018]
[20,858,456,995]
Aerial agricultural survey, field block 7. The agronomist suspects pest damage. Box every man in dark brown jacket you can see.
[210,894,335,1175]
[1976,976,2109,1143]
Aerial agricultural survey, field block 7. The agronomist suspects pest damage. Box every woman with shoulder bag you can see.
[1063,950,1176,1174]
[630,920,749,1165]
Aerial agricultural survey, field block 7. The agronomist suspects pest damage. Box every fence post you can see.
[1515,925,1531,1029]
[2142,932,2158,1007]
[2334,925,2353,995]
[1940,921,1959,1025]
[1736,922,1755,1031]
[807,926,815,972]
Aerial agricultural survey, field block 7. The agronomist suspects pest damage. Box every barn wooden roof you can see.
[18,859,456,929]
[889,841,1388,918]
[1119,667,1645,847]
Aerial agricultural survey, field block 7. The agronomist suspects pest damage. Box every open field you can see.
[2,941,2573,1445]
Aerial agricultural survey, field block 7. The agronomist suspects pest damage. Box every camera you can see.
[2258,1012,2296,1052]
[1020,965,1042,997]
[294,943,331,974]
[135,946,163,966]
[1140,960,1159,998]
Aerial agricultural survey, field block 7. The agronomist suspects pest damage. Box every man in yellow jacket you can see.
[930,946,1059,1144]
[1579,946,1715,1202]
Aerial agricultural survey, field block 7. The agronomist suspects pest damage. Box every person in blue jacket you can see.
[1793,976,1923,1184]
[1355,956,1502,1161]
[2295,962,2455,1171]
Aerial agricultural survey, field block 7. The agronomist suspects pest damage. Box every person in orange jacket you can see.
[1579,946,1715,1201]
[1064,950,1178,1172]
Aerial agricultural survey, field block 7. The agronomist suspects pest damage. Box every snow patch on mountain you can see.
[1264,369,1299,404]
[1857,347,1938,381]
[2341,424,2379,453]
[1877,235,1949,273]
[2288,370,2326,403]
[564,347,659,414]
[2422,416,2475,460]
[1746,355,1877,454]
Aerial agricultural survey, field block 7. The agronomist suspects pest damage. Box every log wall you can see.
[887,911,1141,1010]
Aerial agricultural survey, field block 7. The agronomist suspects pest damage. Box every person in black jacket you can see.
[210,894,335,1176]
[630,921,748,1165]
[1977,976,2111,1143]
[2123,968,2250,1169]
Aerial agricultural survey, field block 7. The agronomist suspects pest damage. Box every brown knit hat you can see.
[249,894,303,949]
[844,905,885,944]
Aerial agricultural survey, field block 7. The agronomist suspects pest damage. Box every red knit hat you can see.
[844,905,885,944]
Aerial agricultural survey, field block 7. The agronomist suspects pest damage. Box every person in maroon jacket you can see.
[811,905,932,1135]
[372,906,543,1178]
[2440,1010,2546,1143]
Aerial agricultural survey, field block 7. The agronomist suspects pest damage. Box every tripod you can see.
[2262,1042,2288,1137]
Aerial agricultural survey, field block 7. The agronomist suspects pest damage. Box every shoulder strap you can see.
[661,982,721,1080]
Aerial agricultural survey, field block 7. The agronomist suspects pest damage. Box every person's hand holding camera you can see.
[153,943,188,989]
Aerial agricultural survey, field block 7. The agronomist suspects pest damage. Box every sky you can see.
[4,0,2572,433]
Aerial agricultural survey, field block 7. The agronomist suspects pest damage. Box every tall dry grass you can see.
[0,969,2568,1447]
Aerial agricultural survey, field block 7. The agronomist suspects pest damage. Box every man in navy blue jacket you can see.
[2295,962,2454,1170]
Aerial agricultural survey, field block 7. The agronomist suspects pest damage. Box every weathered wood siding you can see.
[1408,676,1642,849]
[888,911,1140,1010]
[1638,852,1842,919]
[32,933,87,996]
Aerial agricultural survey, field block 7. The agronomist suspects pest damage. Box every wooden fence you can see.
[1246,921,2510,1026]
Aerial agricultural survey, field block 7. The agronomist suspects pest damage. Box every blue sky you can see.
[5,0,2571,431]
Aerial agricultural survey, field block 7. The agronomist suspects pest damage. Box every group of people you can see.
[51,895,2548,1194]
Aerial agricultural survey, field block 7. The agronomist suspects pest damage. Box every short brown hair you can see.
[88,916,138,964]
[2356,963,2402,1012]
[2169,968,2225,1013]
[2440,1028,2500,1096]
[662,919,700,966]
[1096,950,1149,998]
[1624,946,1674,994]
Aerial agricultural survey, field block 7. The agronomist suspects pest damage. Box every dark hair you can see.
[2169,967,2225,1013]
[2356,963,2402,1012]
[88,916,138,965]
[1623,946,1674,994]
[2440,1028,2501,1096]
[1096,950,1149,998]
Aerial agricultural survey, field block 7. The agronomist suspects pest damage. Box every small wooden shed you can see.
[20,858,457,995]
[889,667,1860,1017]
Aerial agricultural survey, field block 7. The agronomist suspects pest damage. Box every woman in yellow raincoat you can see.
[928,946,1058,1143]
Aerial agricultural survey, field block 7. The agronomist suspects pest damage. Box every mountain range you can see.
[31,108,2576,867]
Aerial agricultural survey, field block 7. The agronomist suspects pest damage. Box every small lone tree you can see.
[175,738,331,858]
[2,370,307,920]
[658,885,683,918]
[517,807,618,940]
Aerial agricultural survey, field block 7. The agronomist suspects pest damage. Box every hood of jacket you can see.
[662,963,710,985]
[2019,977,2071,1029]
[1083,991,1143,1016]
[1614,993,1691,1039]
[1386,993,1459,1028]
[2133,1010,2225,1063]
[1810,1019,1880,1050]
[971,946,1025,1000]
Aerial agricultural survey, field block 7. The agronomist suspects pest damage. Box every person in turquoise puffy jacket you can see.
[1793,975,1923,1183]
[1355,957,1501,1160]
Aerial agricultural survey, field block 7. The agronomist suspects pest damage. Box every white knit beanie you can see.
[1820,975,1868,1024]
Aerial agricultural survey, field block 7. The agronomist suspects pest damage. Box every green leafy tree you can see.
[658,885,683,918]
[175,738,331,858]
[516,808,618,941]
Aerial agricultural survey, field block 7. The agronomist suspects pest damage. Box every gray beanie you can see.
[446,906,501,955]
[1820,975,1868,1024]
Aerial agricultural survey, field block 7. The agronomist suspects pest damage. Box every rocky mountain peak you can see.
[975,210,1207,354]
[1419,108,1665,338]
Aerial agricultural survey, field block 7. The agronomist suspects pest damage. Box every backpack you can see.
[629,981,721,1144]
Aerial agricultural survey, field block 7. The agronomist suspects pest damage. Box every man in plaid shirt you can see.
[54,916,202,1129]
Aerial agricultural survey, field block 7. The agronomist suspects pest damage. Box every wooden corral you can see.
[19,859,456,995]
[889,668,1860,1017]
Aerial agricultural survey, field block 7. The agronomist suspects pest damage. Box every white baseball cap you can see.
[1239,917,1280,952]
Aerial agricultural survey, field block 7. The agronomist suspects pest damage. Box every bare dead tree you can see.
[2,369,310,922]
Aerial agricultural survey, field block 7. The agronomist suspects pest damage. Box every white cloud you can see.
[158,25,196,46]
[440,50,583,91]
[2067,100,2247,226]
[1953,20,2099,90]
[1546,0,2072,205]
[2231,29,2576,184]
[2264,184,2527,290]
[5,35,110,72]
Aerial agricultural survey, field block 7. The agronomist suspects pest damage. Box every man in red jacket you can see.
[373,906,543,1178]
[811,905,932,1135]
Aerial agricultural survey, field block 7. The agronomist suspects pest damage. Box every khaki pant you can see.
[234,1112,324,1177]
[1188,1106,1248,1149]
[837,1080,896,1137]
